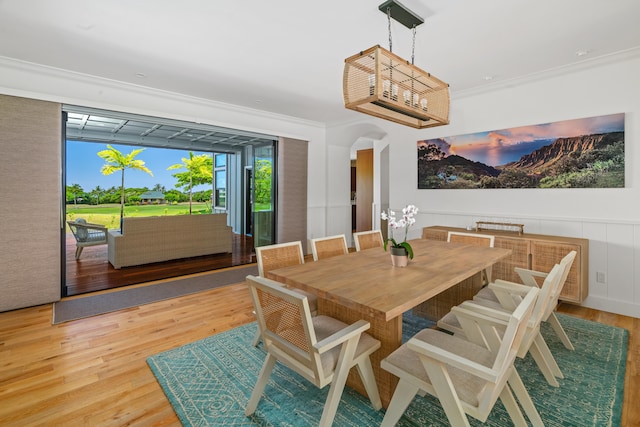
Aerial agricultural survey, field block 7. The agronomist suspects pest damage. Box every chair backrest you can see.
[68,218,89,241]
[353,230,383,251]
[246,275,325,382]
[493,286,538,370]
[256,241,305,277]
[546,250,577,318]
[447,231,495,248]
[310,234,348,261]
[428,285,538,402]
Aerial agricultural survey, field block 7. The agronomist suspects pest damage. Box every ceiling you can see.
[2,0,640,126]
[64,106,276,153]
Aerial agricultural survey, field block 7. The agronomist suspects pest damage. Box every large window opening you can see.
[63,106,277,296]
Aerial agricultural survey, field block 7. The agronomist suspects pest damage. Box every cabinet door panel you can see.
[493,237,530,283]
[531,241,581,303]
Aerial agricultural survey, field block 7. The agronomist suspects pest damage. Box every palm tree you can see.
[152,183,166,193]
[90,185,104,205]
[66,183,84,208]
[167,152,212,214]
[97,144,153,227]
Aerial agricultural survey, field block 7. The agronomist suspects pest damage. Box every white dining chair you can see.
[474,250,577,350]
[438,263,565,387]
[245,275,382,427]
[381,285,542,427]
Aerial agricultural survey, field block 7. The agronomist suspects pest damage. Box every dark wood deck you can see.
[65,233,255,296]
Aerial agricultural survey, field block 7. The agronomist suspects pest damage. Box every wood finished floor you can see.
[0,278,637,426]
[65,233,255,296]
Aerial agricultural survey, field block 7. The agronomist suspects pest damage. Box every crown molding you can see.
[451,46,640,100]
[0,56,326,130]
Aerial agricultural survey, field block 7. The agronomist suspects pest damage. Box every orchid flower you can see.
[381,204,419,259]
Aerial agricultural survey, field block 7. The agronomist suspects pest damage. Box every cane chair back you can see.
[256,241,305,277]
[447,231,495,283]
[253,241,317,347]
[310,234,349,261]
[353,230,384,252]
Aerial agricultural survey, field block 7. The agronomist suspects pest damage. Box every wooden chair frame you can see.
[245,275,382,426]
[382,285,542,427]
[439,263,565,387]
[473,251,578,350]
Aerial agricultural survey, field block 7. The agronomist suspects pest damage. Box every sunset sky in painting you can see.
[418,113,625,167]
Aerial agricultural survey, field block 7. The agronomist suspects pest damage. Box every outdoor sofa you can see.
[107,214,232,269]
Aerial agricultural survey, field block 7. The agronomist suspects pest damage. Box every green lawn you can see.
[66,203,211,229]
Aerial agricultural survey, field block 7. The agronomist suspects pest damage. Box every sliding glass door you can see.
[252,143,276,248]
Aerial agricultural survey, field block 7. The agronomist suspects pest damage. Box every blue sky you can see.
[66,141,212,192]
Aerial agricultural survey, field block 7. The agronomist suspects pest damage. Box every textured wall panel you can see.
[277,137,308,251]
[0,95,61,311]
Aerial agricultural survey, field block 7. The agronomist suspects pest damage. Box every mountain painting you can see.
[417,113,625,189]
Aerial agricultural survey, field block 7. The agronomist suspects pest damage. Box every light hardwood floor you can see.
[0,274,638,426]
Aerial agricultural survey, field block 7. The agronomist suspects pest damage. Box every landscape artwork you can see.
[417,113,625,189]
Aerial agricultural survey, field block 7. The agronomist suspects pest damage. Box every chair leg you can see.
[547,312,575,350]
[422,362,471,427]
[380,379,420,427]
[532,333,564,379]
[528,340,560,387]
[355,357,382,410]
[498,383,528,427]
[245,353,277,416]
[251,326,261,347]
[507,369,544,427]
[75,246,83,260]
[318,337,360,427]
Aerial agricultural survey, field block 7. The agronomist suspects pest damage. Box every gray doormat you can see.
[53,265,258,324]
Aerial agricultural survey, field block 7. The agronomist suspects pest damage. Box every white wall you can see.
[1,52,638,318]
[327,53,640,318]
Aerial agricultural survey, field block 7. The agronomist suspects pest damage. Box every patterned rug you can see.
[148,313,628,426]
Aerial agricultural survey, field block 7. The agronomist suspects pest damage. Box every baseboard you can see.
[580,295,640,319]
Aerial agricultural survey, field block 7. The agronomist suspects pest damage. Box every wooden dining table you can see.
[267,238,511,408]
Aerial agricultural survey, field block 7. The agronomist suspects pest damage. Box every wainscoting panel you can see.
[418,210,639,318]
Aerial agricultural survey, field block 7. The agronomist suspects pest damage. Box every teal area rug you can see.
[147,313,628,426]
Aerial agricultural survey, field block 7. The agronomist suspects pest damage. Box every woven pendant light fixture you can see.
[343,0,450,129]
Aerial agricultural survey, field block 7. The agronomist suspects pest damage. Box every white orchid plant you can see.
[381,204,419,259]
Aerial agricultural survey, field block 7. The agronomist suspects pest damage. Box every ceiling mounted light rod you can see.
[342,1,450,129]
[378,0,424,29]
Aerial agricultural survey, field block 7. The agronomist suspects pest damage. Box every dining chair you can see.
[447,231,495,284]
[353,230,384,252]
[67,218,108,260]
[474,250,578,350]
[438,263,565,387]
[381,284,542,427]
[310,234,349,261]
[245,275,382,427]
[252,241,318,346]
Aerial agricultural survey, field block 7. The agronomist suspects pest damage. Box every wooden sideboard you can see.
[422,225,589,304]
